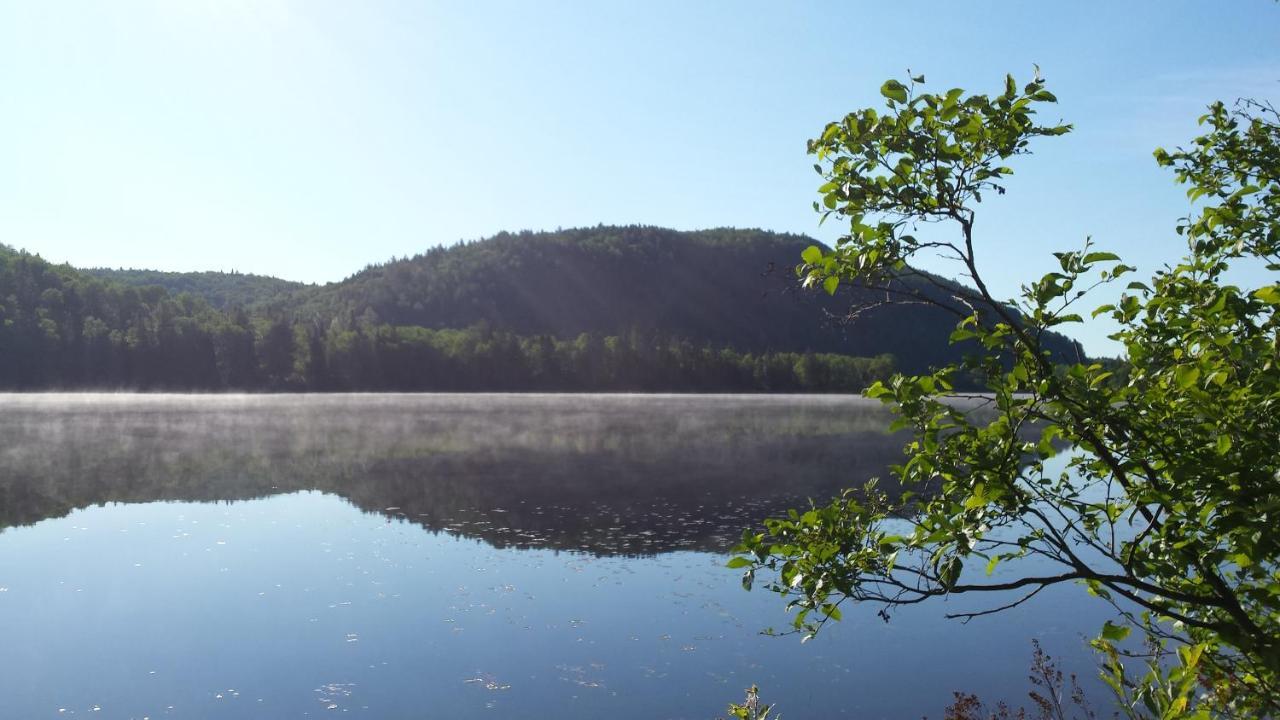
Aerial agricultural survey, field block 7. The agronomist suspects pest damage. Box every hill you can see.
[84,268,307,310]
[284,226,1082,375]
[0,227,1084,391]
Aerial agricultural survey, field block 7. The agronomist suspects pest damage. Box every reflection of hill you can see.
[0,394,907,555]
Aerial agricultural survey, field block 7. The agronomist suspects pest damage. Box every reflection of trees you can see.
[0,394,907,555]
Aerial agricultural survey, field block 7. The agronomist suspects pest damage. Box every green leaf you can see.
[985,554,1001,576]
[1085,580,1113,601]
[1174,365,1201,390]
[823,275,840,295]
[1082,251,1121,264]
[801,245,824,265]
[880,79,908,103]
[726,556,753,569]
[1216,434,1232,455]
[1254,285,1280,305]
[1101,620,1132,641]
[938,556,962,590]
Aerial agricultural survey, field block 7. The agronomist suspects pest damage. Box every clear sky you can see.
[1,1,1276,353]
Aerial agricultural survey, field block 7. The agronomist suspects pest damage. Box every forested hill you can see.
[284,226,1083,374]
[295,227,827,349]
[84,268,307,310]
[0,228,1084,391]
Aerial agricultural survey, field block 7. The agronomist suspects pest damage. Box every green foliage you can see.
[2,226,1082,390]
[804,70,1068,290]
[733,76,1280,717]
[285,225,1080,377]
[723,685,775,720]
[1094,630,1213,720]
[84,268,306,310]
[0,246,896,391]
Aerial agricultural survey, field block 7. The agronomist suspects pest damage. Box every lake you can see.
[0,394,1117,719]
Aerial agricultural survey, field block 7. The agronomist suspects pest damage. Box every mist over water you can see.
[0,393,906,555]
[0,394,1114,719]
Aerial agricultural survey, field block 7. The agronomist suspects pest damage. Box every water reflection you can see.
[0,394,1117,720]
[0,393,907,555]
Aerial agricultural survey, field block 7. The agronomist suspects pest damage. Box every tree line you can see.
[0,245,893,392]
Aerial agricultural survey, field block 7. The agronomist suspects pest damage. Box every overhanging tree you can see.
[731,73,1280,717]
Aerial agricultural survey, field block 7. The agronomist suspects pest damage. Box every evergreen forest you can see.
[1,226,1082,392]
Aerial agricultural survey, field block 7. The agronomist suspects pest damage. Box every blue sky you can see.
[1,1,1276,353]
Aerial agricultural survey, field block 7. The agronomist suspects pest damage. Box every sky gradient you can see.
[2,1,1277,353]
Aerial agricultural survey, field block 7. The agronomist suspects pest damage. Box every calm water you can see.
[0,394,1115,719]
